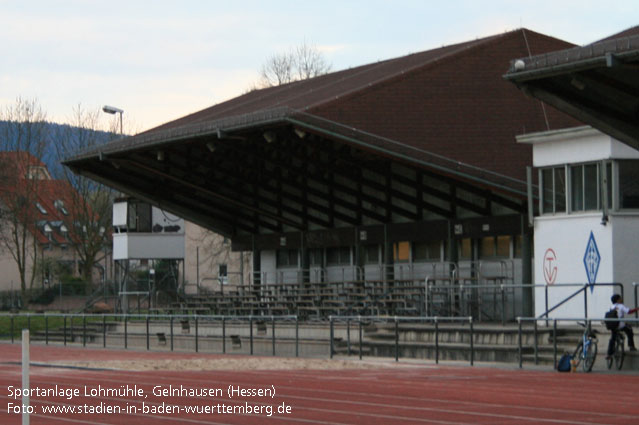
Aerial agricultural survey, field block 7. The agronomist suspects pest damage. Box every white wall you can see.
[611,214,639,301]
[534,213,613,318]
[113,233,185,260]
[519,126,639,167]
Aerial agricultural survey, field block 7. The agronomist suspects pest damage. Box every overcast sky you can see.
[1,1,637,132]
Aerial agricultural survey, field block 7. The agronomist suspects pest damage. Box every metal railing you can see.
[2,313,480,366]
[537,282,624,319]
[0,313,301,358]
[245,261,514,287]
[328,315,476,365]
[516,316,639,369]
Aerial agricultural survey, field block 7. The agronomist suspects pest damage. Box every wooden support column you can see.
[447,221,458,274]
[252,236,261,290]
[384,224,394,286]
[354,227,365,281]
[300,232,309,284]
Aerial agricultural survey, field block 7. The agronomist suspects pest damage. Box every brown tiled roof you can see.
[69,28,581,184]
[0,151,84,245]
[148,35,502,132]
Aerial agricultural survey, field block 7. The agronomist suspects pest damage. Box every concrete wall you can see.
[183,222,252,293]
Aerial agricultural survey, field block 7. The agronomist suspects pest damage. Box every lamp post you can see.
[43,224,52,290]
[102,105,124,135]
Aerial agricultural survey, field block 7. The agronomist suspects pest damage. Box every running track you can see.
[0,344,637,424]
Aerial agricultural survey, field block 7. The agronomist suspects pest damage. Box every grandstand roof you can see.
[65,28,579,238]
[505,28,639,151]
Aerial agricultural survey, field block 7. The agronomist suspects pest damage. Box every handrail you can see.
[517,316,639,369]
[536,282,624,319]
[537,286,586,319]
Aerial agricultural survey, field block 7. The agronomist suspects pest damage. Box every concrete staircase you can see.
[332,322,638,368]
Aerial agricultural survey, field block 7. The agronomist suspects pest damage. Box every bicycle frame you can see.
[574,321,598,372]
[581,332,591,359]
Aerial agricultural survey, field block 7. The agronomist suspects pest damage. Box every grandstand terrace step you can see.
[333,339,533,363]
[362,322,560,346]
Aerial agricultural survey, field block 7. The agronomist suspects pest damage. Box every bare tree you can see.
[260,52,294,87]
[53,105,115,287]
[0,97,48,305]
[294,42,332,80]
[258,41,332,88]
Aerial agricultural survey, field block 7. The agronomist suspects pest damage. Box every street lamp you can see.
[102,105,124,135]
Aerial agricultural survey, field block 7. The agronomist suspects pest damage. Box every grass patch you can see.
[0,314,105,340]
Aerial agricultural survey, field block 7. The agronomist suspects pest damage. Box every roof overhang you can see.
[64,108,528,238]
[504,35,639,151]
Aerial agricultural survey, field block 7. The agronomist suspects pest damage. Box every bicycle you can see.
[573,321,598,372]
[606,331,625,370]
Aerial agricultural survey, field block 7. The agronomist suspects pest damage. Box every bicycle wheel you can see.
[573,343,583,368]
[583,339,597,372]
[614,336,625,370]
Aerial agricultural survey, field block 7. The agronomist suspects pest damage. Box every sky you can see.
[1,0,638,133]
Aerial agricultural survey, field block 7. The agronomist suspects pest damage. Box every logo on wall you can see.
[583,231,601,292]
[543,248,557,284]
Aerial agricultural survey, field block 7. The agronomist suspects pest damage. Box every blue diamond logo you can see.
[583,231,600,291]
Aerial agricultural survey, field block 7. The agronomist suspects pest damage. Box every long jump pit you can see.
[0,342,638,424]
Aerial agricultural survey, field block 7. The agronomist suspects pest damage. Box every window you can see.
[393,241,410,262]
[583,164,598,210]
[618,160,639,208]
[459,238,472,260]
[35,202,47,215]
[514,235,522,258]
[327,247,351,265]
[413,240,441,261]
[541,166,566,214]
[570,163,610,212]
[276,249,299,267]
[496,236,510,258]
[480,236,511,259]
[309,249,323,266]
[27,166,50,180]
[544,162,613,214]
[127,202,152,232]
[218,264,228,285]
[54,200,69,215]
[363,245,379,264]
[479,237,495,258]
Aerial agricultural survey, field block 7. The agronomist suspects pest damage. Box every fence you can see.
[328,315,475,365]
[1,313,478,366]
[0,314,302,358]
[516,316,639,369]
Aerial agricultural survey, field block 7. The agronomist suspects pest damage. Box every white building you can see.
[518,126,639,318]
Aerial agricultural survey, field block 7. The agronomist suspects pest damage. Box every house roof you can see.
[64,28,580,237]
[0,151,82,245]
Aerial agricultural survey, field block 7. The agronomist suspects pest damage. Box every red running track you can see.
[0,343,637,424]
